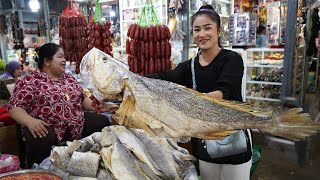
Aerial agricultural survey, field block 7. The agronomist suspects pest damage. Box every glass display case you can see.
[228,48,247,100]
[228,12,256,46]
[266,1,287,46]
[119,0,167,48]
[245,48,284,105]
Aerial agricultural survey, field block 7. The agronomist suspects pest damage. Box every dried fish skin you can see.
[110,126,164,177]
[111,141,146,180]
[79,140,94,152]
[97,168,116,180]
[67,140,82,154]
[92,132,102,144]
[131,153,162,180]
[50,146,70,171]
[67,151,100,177]
[130,128,180,179]
[90,143,101,153]
[100,127,118,147]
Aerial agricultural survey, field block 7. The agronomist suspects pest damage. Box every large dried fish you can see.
[110,126,164,177]
[67,151,100,177]
[111,141,146,180]
[130,128,179,179]
[130,153,162,180]
[81,48,320,141]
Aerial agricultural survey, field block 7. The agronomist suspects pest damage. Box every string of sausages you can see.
[126,24,171,75]
[87,21,113,57]
[59,16,88,74]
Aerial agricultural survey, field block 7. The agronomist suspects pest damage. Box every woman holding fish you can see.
[7,43,118,168]
[147,5,252,180]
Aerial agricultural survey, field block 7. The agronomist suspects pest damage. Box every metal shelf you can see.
[246,96,281,102]
[247,64,283,68]
[247,80,282,85]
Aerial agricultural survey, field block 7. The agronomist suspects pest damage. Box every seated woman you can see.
[0,61,23,81]
[7,43,118,167]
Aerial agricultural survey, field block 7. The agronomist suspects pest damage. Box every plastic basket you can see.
[250,144,262,176]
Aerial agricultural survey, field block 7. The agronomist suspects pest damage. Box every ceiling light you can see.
[29,0,40,12]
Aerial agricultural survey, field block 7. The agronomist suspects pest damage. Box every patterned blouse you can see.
[7,69,86,141]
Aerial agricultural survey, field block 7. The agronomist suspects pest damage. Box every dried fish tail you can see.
[258,108,320,141]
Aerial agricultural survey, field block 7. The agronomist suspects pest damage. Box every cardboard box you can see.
[0,124,19,155]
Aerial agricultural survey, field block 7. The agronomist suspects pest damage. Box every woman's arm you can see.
[210,52,244,101]
[146,61,189,85]
[82,96,95,111]
[82,96,119,112]
[9,107,50,139]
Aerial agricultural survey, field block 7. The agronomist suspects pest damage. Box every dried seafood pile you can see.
[48,126,197,180]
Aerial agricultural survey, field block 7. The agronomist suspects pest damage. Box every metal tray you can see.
[0,169,68,180]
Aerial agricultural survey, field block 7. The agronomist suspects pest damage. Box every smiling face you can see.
[45,48,66,78]
[192,14,220,52]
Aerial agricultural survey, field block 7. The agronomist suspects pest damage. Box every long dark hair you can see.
[191,5,222,48]
[37,43,61,70]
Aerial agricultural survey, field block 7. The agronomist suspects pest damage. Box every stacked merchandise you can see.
[87,0,113,56]
[59,2,88,74]
[126,5,171,75]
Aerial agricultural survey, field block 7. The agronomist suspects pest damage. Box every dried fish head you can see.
[80,48,128,101]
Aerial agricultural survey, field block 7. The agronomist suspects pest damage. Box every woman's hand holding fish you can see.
[99,103,119,113]
[26,118,50,139]
[205,90,224,100]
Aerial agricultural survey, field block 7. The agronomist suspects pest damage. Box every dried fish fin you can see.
[115,95,155,136]
[200,130,239,140]
[261,108,320,141]
[187,88,272,118]
[116,95,135,126]
[100,146,114,173]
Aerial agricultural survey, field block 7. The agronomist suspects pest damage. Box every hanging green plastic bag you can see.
[93,0,102,23]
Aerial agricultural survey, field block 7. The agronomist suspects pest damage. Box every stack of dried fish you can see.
[48,125,197,180]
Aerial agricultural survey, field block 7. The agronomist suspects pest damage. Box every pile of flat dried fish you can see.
[48,125,197,180]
